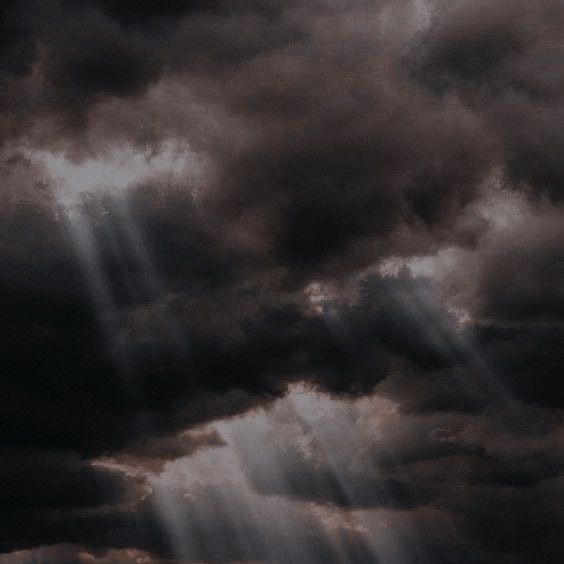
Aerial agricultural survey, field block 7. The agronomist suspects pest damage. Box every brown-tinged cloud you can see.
[0,0,563,562]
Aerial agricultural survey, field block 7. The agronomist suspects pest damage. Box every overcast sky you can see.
[0,1,563,562]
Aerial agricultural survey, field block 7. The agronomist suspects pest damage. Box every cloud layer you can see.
[0,1,563,562]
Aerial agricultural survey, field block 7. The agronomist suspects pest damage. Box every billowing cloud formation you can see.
[0,0,563,562]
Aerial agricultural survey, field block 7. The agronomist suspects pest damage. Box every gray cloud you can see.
[0,0,563,562]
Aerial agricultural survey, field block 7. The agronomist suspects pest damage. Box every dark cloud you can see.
[0,165,470,457]
[93,0,217,26]
[414,0,564,203]
[413,1,534,91]
[0,0,303,143]
[0,450,148,556]
[0,452,136,512]
[0,0,563,562]
[0,0,38,78]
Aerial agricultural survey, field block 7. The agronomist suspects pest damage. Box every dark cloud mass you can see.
[0,0,563,562]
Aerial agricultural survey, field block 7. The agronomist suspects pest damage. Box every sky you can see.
[0,1,563,562]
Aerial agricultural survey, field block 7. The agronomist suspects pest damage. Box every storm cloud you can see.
[0,0,563,562]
